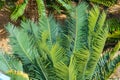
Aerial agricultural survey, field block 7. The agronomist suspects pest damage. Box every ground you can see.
[0,6,11,52]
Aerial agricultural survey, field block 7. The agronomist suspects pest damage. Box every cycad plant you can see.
[0,2,120,80]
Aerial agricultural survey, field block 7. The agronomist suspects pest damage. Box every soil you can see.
[0,6,11,52]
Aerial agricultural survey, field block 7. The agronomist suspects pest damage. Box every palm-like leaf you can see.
[39,15,59,49]
[85,6,108,79]
[89,0,117,7]
[92,41,120,80]
[6,23,35,65]
[73,2,88,52]
[10,0,28,21]
[36,0,46,17]
[0,51,23,72]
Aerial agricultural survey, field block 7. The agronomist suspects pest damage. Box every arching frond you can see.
[71,2,88,52]
[39,15,59,49]
[85,6,108,79]
[92,41,120,79]
[0,51,23,72]
[74,48,90,80]
[6,23,36,65]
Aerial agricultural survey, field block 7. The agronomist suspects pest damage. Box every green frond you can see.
[73,48,90,80]
[10,1,28,21]
[20,20,41,40]
[106,55,120,79]
[39,15,59,49]
[88,6,100,32]
[85,25,108,79]
[71,2,88,52]
[95,10,106,32]
[33,57,51,80]
[50,43,67,65]
[36,0,46,17]
[6,23,35,65]
[85,6,108,79]
[0,51,23,72]
[6,18,61,79]
[69,55,76,80]
[89,0,117,7]
[92,42,120,80]
[55,62,69,80]
[59,18,75,56]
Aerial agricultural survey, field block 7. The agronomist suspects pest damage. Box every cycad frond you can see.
[0,51,23,72]
[10,1,28,21]
[34,54,56,80]
[39,16,59,49]
[55,62,69,80]
[6,23,35,65]
[88,6,100,32]
[92,41,120,79]
[50,43,66,64]
[89,0,117,7]
[36,0,46,17]
[71,2,88,52]
[69,55,76,80]
[6,20,58,79]
[85,6,108,79]
[73,48,90,80]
